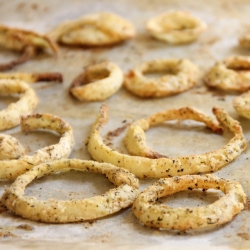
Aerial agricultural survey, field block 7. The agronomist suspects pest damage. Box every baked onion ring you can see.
[146,11,207,44]
[0,113,74,180]
[0,24,58,71]
[239,32,250,48]
[124,107,223,158]
[0,79,38,130]
[132,174,246,231]
[48,12,135,47]
[69,62,123,101]
[0,72,62,83]
[124,58,199,98]
[1,159,139,223]
[204,56,250,92]
[233,90,250,119]
[87,105,246,179]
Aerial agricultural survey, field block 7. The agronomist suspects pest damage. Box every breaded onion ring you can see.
[69,62,123,101]
[239,32,250,48]
[124,107,223,159]
[204,56,250,92]
[0,113,74,180]
[0,25,58,71]
[0,72,62,83]
[124,58,199,98]
[133,174,246,231]
[0,79,38,130]
[233,90,250,119]
[87,105,246,179]
[1,159,139,223]
[146,11,207,44]
[0,134,26,160]
[48,12,135,47]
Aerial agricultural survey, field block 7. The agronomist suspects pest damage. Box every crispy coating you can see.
[0,24,58,71]
[0,113,74,180]
[69,62,123,101]
[239,33,250,48]
[0,79,38,130]
[233,90,250,119]
[86,105,246,179]
[0,134,26,160]
[123,58,199,98]
[1,159,139,223]
[146,11,207,44]
[48,12,135,46]
[0,72,62,83]
[204,56,250,92]
[124,107,223,158]
[133,174,246,231]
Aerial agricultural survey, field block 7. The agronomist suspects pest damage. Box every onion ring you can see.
[124,107,223,158]
[0,79,38,130]
[132,174,246,231]
[0,134,26,160]
[0,113,74,180]
[204,56,250,92]
[123,58,199,98]
[239,32,250,48]
[233,90,250,119]
[146,11,207,44]
[0,72,63,83]
[86,104,246,179]
[69,62,123,101]
[0,24,58,71]
[1,159,139,223]
[48,12,135,47]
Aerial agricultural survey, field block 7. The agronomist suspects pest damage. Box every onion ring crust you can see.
[48,12,135,46]
[204,56,250,92]
[1,159,139,223]
[69,62,123,101]
[0,79,38,130]
[123,58,199,98]
[233,90,250,119]
[86,104,246,179]
[146,11,207,44]
[0,113,74,180]
[132,174,246,231]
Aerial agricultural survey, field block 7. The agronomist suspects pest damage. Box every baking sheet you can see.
[0,0,250,249]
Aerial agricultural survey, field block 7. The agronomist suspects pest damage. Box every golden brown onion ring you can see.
[0,24,58,71]
[0,113,74,180]
[146,11,207,44]
[233,90,250,119]
[69,62,123,101]
[48,12,135,46]
[133,174,246,231]
[86,104,246,179]
[124,58,199,98]
[1,159,139,223]
[124,107,223,158]
[0,79,38,130]
[204,56,250,92]
[239,32,250,48]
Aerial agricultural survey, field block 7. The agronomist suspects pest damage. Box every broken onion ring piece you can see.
[123,58,199,98]
[87,104,246,179]
[1,159,139,223]
[146,11,207,44]
[133,174,246,231]
[69,62,123,101]
[48,12,135,47]
[0,24,58,71]
[233,90,250,119]
[124,107,223,158]
[0,79,38,130]
[0,134,26,160]
[0,72,63,83]
[0,113,74,180]
[204,56,250,92]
